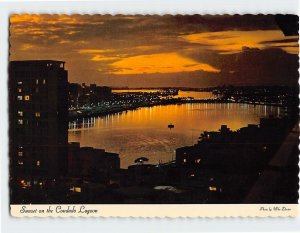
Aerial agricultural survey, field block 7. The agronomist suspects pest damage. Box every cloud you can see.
[20,43,35,50]
[93,70,220,88]
[78,49,116,54]
[91,55,119,62]
[218,47,299,86]
[180,30,298,54]
[108,53,220,75]
[261,38,299,44]
[259,37,298,54]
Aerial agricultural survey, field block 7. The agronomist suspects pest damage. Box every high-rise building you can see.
[9,60,68,196]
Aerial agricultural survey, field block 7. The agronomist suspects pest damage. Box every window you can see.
[25,95,30,101]
[195,159,201,164]
[35,87,39,93]
[18,88,22,93]
[183,158,187,163]
[36,79,39,85]
[17,81,23,85]
[43,79,46,84]
[18,160,23,165]
[209,186,217,191]
[17,96,23,101]
[36,160,40,166]
[18,119,23,125]
[74,187,81,193]
[18,111,23,117]
[35,112,40,117]
[18,151,23,157]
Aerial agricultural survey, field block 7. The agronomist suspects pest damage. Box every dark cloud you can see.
[10,15,282,46]
[95,70,219,88]
[260,38,299,44]
[184,46,298,86]
[167,15,280,32]
[218,47,299,86]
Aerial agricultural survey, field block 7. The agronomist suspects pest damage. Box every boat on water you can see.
[168,123,174,129]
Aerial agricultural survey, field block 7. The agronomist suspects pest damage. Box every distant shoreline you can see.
[68,99,284,121]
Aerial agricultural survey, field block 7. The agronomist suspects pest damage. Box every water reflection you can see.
[69,117,96,129]
[69,103,282,168]
[176,91,217,99]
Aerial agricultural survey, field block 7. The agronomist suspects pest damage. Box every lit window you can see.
[74,187,81,193]
[17,81,23,85]
[209,186,217,191]
[17,96,23,101]
[18,111,23,116]
[25,95,30,101]
[18,88,22,93]
[195,159,201,164]
[183,158,187,163]
[20,180,26,188]
[36,160,40,166]
[43,79,46,84]
[18,160,23,165]
[18,151,23,157]
[35,112,40,117]
[36,79,39,85]
[18,119,23,125]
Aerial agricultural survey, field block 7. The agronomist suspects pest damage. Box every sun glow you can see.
[109,53,220,75]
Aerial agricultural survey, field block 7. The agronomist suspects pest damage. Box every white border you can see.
[1,0,300,232]
[0,0,299,14]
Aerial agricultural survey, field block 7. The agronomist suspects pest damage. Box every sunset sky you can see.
[10,15,299,87]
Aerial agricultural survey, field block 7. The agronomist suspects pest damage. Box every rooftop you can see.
[10,60,65,64]
[10,60,66,69]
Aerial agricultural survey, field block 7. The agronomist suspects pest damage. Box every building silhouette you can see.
[9,60,68,200]
[68,142,120,179]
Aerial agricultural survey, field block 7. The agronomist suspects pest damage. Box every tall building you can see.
[9,60,68,197]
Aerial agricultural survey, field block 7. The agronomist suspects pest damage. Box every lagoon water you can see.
[69,100,281,168]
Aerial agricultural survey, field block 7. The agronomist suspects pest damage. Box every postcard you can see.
[9,14,299,217]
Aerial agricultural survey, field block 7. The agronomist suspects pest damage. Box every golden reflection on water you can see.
[176,91,216,99]
[112,89,159,93]
[69,103,281,168]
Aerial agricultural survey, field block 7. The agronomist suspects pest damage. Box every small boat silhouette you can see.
[168,123,174,129]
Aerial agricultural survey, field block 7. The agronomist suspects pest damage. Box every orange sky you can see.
[10,14,299,87]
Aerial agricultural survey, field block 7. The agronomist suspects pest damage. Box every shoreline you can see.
[68,99,284,121]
